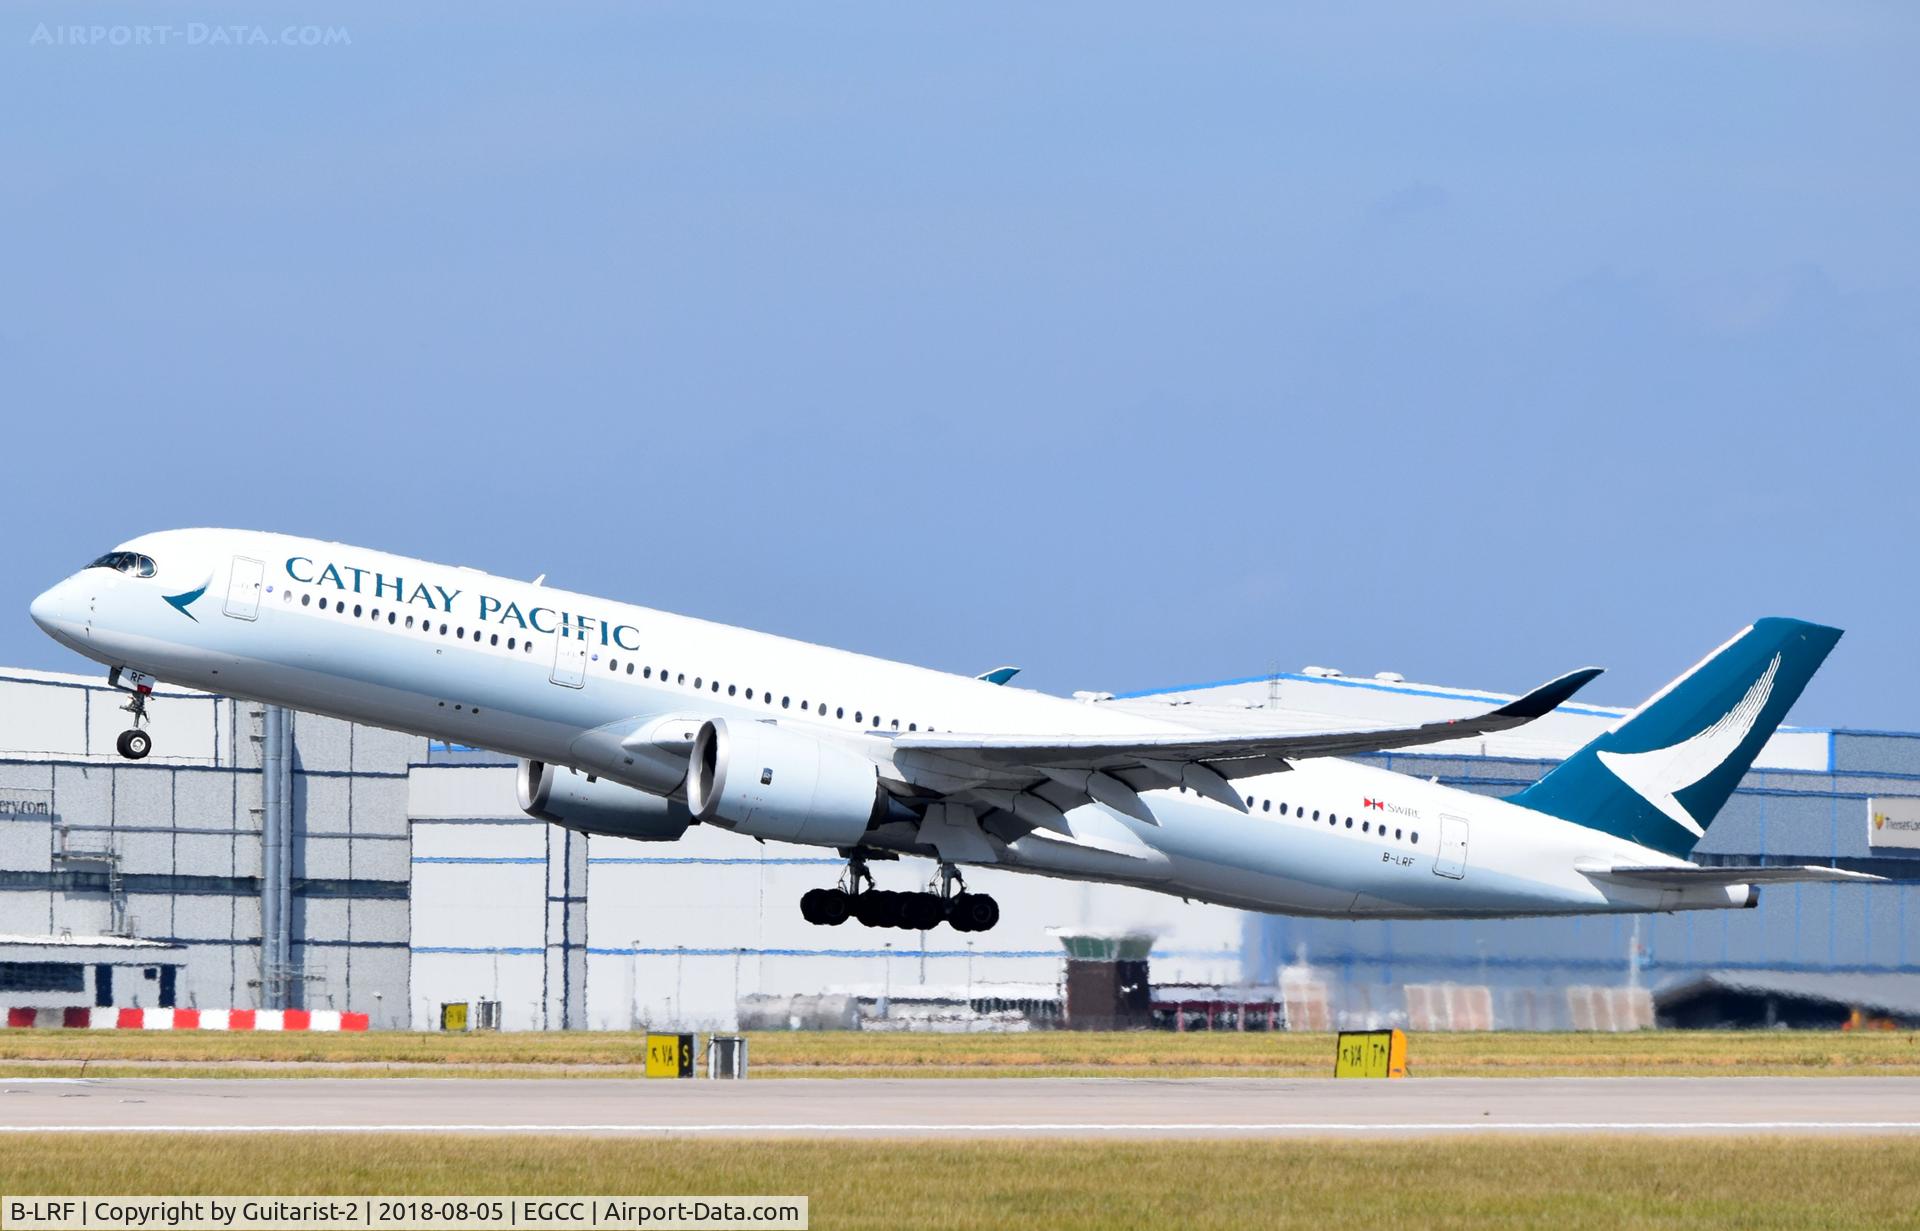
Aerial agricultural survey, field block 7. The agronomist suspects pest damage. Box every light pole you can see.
[630,938,641,1030]
[966,941,975,1006]
[881,942,893,1021]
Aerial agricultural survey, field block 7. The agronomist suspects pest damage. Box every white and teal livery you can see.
[30,530,1878,933]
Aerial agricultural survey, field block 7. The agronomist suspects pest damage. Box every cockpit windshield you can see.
[87,551,157,578]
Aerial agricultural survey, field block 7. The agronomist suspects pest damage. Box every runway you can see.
[1,1076,1916,1137]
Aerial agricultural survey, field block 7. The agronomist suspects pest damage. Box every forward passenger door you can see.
[550,630,588,688]
[223,557,264,621]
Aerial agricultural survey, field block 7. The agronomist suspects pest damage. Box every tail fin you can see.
[1508,618,1841,857]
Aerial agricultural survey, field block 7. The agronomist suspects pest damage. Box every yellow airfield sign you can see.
[645,1032,696,1078]
[1334,1029,1407,1078]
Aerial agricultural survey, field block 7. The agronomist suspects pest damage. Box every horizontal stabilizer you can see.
[975,666,1021,686]
[1578,862,1883,888]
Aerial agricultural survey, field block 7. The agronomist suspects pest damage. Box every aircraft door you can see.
[550,630,588,689]
[223,557,265,621]
[1433,814,1468,880]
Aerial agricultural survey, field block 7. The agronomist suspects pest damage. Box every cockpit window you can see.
[87,552,156,578]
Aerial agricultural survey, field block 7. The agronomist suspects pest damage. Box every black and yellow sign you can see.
[645,1032,696,1078]
[439,1002,468,1032]
[1334,1029,1407,1078]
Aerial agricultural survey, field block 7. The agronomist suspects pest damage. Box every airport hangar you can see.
[0,661,1913,1031]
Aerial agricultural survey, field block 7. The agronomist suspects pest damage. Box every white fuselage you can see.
[29,529,1743,920]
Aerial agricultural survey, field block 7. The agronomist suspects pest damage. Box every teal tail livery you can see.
[1509,617,1843,857]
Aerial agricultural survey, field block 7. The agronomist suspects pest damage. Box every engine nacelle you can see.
[686,717,884,847]
[517,759,693,842]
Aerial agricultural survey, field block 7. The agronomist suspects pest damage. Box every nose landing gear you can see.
[798,856,999,932]
[108,666,156,761]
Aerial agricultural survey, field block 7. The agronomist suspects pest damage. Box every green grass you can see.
[0,1135,1916,1229]
[0,1029,1914,1079]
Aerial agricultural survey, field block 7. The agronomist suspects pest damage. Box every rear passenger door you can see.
[1433,814,1469,880]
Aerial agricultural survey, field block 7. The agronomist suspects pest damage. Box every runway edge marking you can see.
[2,1122,1919,1135]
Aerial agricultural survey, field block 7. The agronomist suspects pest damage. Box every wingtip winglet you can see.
[1493,666,1604,720]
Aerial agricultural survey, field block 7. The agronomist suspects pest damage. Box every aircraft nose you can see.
[29,577,84,641]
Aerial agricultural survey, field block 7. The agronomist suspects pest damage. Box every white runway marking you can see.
[2,1121,1918,1135]
[6,1077,1915,1138]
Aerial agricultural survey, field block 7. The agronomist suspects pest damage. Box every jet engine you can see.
[517,759,693,842]
[686,717,885,847]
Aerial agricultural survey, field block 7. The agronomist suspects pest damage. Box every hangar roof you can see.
[1099,667,1833,770]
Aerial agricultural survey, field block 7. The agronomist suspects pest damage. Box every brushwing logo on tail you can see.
[1596,654,1781,838]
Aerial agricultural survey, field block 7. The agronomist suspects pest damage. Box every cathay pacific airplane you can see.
[29,530,1877,933]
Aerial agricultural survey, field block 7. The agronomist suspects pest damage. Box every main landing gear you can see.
[799,856,1000,933]
[110,667,156,761]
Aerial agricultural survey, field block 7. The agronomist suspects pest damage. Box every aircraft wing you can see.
[891,666,1601,820]
[1580,863,1884,887]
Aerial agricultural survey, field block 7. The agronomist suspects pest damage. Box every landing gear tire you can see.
[903,893,945,931]
[854,890,904,928]
[800,888,851,926]
[115,729,152,761]
[948,892,999,933]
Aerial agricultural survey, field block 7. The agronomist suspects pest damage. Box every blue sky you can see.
[4,3,1916,726]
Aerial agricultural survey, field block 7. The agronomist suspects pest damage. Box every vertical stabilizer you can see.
[1508,618,1841,857]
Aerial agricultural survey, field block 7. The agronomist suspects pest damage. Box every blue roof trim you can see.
[1373,748,1918,782]
[1111,669,1838,735]
[1110,669,1625,718]
[412,856,545,864]
[411,946,543,955]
